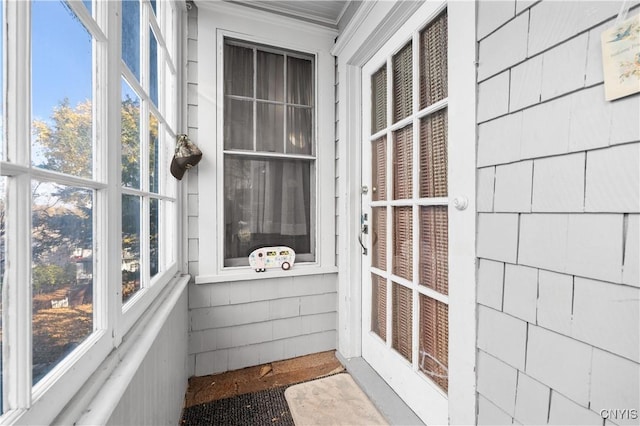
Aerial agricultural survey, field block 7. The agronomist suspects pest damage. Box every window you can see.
[0,1,181,422]
[223,39,315,267]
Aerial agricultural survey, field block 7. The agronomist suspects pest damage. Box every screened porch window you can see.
[223,40,315,267]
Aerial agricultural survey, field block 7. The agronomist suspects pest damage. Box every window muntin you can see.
[1,0,180,420]
[223,39,315,267]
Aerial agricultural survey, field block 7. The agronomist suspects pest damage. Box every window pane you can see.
[420,10,448,109]
[393,125,413,200]
[371,136,387,202]
[31,0,93,178]
[371,66,387,134]
[224,43,253,97]
[371,273,387,341]
[149,113,159,193]
[420,109,448,198]
[224,98,253,151]
[287,56,313,106]
[82,0,92,15]
[420,206,448,295]
[256,102,284,153]
[419,294,448,392]
[286,106,312,155]
[224,156,312,265]
[32,181,94,385]
[150,28,158,107]
[150,198,159,278]
[257,51,284,101]
[371,207,386,270]
[393,207,412,281]
[392,282,412,362]
[150,0,157,15]
[122,195,141,303]
[122,79,141,189]
[392,42,413,123]
[122,0,140,80]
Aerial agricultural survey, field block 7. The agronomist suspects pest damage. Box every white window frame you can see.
[0,1,184,424]
[196,2,337,283]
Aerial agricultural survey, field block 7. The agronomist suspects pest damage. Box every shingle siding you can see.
[185,4,337,378]
[476,1,640,424]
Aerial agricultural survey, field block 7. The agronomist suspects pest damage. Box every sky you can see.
[31,1,93,122]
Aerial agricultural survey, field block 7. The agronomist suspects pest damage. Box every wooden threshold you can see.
[184,350,345,408]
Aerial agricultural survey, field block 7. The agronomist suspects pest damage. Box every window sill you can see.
[194,264,338,284]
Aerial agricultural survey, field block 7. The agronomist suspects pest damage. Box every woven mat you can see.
[284,373,388,425]
[181,385,294,426]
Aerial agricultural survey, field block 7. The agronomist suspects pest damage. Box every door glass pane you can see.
[256,102,284,153]
[419,294,448,392]
[392,42,412,123]
[393,207,412,281]
[224,157,311,265]
[150,28,159,107]
[287,56,313,106]
[371,207,386,270]
[224,98,253,151]
[420,109,448,198]
[420,206,448,295]
[122,79,141,188]
[392,282,412,362]
[257,51,284,101]
[420,9,448,109]
[371,273,387,341]
[149,113,159,193]
[371,66,387,134]
[31,0,93,178]
[286,106,312,155]
[371,136,386,202]
[224,43,253,97]
[393,125,413,200]
[122,0,140,80]
[122,194,141,303]
[32,181,94,384]
[150,198,159,278]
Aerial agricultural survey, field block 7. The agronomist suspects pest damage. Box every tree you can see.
[32,98,92,178]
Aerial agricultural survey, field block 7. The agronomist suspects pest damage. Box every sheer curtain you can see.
[224,42,313,263]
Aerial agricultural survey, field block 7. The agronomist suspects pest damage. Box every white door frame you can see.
[333,2,477,424]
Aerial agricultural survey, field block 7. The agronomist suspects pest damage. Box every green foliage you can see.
[32,264,69,294]
[32,98,92,178]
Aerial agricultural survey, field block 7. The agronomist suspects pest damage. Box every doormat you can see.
[181,385,294,426]
[284,373,388,425]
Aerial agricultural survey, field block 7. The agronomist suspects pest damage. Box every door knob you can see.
[453,196,468,211]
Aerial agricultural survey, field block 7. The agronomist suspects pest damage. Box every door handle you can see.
[358,233,367,255]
